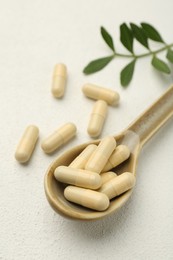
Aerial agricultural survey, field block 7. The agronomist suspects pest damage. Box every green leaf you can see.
[120,23,134,53]
[151,56,171,74]
[83,56,114,74]
[130,23,149,49]
[101,26,115,52]
[141,22,164,43]
[120,59,136,87]
[166,49,173,63]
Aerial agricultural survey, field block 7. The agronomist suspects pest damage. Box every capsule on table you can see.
[15,125,39,163]
[41,122,76,153]
[51,63,67,98]
[87,100,108,137]
[100,171,117,185]
[100,172,136,199]
[69,144,97,169]
[102,145,130,172]
[85,136,116,174]
[54,166,101,190]
[82,83,120,106]
[64,186,110,211]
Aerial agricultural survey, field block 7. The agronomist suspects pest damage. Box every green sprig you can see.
[83,22,173,87]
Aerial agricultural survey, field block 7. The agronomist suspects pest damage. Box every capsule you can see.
[100,172,136,199]
[100,171,117,185]
[87,100,108,137]
[69,144,97,169]
[82,83,120,106]
[54,166,101,189]
[41,123,76,153]
[15,125,39,163]
[64,186,110,211]
[85,136,116,174]
[102,145,130,172]
[51,63,67,98]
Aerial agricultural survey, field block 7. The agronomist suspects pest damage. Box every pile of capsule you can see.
[54,136,136,211]
[14,63,135,212]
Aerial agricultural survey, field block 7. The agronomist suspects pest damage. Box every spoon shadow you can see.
[65,193,137,239]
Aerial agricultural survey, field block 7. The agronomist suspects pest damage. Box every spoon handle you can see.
[127,85,173,147]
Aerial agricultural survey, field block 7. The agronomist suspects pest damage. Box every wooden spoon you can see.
[44,85,173,221]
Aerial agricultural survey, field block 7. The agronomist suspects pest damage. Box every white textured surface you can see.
[0,1,173,259]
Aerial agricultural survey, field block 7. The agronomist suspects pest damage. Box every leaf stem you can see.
[114,43,173,59]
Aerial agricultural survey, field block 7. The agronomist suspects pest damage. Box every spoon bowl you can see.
[44,85,173,220]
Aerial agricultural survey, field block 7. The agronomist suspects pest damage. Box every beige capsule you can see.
[82,83,120,106]
[102,145,130,172]
[87,100,108,137]
[41,123,76,153]
[54,166,101,190]
[51,63,67,98]
[100,171,117,185]
[100,172,136,199]
[69,144,97,169]
[85,136,116,174]
[15,125,39,163]
[64,186,110,211]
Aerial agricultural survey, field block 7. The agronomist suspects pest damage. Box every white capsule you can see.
[64,186,110,211]
[41,123,76,153]
[15,125,39,163]
[100,171,117,185]
[100,172,136,199]
[54,166,101,190]
[82,83,120,106]
[69,144,97,169]
[51,63,67,98]
[87,100,108,137]
[103,145,130,172]
[85,136,116,174]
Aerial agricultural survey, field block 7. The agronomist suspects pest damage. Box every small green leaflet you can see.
[120,59,136,87]
[166,49,173,63]
[83,56,114,74]
[101,27,115,52]
[141,23,164,43]
[151,56,170,74]
[130,23,149,49]
[120,23,133,53]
